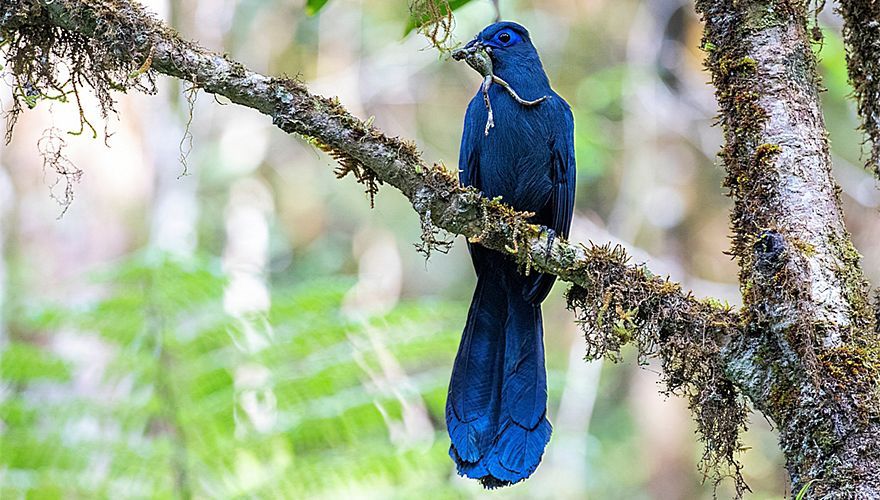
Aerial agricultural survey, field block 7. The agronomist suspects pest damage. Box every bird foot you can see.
[540,227,556,262]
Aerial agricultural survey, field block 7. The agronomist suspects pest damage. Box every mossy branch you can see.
[837,0,880,179]
[0,0,737,336]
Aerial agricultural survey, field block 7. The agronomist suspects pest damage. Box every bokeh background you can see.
[1,0,878,498]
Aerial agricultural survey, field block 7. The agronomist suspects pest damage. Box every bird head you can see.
[452,22,543,82]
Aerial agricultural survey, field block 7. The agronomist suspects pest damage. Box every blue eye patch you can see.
[485,28,522,48]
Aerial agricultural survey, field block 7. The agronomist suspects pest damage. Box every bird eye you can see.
[498,32,511,44]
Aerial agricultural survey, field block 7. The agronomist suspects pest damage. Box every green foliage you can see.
[1,342,71,382]
[1,252,464,498]
[573,65,626,181]
[796,479,817,500]
[305,0,330,15]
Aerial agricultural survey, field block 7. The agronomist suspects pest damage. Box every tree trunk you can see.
[696,0,880,495]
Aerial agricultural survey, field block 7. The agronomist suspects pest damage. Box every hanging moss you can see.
[407,0,456,53]
[0,0,163,213]
[565,244,749,497]
[1,0,164,143]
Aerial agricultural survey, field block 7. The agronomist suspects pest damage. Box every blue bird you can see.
[447,21,576,488]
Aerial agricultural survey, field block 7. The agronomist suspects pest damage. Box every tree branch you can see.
[0,0,737,336]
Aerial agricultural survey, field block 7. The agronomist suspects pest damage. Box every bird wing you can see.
[458,95,484,191]
[550,104,576,240]
[459,95,490,272]
[524,102,576,304]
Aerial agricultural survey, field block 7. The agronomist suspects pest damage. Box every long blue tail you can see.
[446,256,551,488]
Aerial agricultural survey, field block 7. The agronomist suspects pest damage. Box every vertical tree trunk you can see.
[696,0,880,496]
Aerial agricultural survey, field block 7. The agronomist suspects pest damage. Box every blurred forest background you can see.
[1,0,878,498]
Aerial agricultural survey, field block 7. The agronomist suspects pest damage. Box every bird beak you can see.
[452,39,493,78]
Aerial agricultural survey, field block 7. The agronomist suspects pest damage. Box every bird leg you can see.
[540,226,557,263]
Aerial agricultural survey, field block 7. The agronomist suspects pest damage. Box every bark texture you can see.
[1,0,878,497]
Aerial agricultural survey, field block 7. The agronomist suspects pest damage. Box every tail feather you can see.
[484,418,552,485]
[446,259,551,487]
[447,277,503,464]
[502,301,547,429]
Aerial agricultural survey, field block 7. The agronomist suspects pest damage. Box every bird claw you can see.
[540,227,556,262]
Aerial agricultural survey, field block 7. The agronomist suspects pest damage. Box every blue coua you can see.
[447,21,576,488]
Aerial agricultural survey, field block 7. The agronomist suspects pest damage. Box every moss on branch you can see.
[0,0,726,331]
[565,244,748,495]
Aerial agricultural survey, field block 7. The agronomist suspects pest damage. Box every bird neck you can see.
[493,59,551,100]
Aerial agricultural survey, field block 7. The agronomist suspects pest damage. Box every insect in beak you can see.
[452,40,493,78]
[452,38,548,136]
